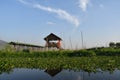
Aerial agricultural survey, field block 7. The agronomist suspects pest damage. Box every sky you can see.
[0,0,120,49]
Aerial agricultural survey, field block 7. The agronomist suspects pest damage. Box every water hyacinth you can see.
[0,48,120,74]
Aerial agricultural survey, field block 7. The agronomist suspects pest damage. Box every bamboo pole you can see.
[69,36,72,50]
[81,31,84,49]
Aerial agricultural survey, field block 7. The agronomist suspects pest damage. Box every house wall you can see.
[10,44,44,52]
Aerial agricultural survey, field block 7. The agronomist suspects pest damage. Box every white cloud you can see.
[78,0,89,11]
[18,0,80,27]
[18,0,29,5]
[33,4,80,27]
[47,22,56,25]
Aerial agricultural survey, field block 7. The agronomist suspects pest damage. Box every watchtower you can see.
[44,33,62,49]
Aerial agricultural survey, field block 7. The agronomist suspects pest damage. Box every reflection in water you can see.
[45,68,62,77]
[0,68,120,80]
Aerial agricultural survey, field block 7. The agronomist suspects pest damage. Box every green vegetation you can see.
[0,50,96,58]
[1,47,120,58]
[0,47,120,74]
[0,57,120,74]
[109,42,120,48]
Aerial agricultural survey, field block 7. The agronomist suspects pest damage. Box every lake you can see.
[0,68,120,80]
[0,56,120,80]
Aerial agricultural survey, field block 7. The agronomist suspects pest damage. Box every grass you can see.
[1,47,120,58]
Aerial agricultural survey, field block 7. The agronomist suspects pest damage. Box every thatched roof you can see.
[9,42,44,48]
[44,33,62,41]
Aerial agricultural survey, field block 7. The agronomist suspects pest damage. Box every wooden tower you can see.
[44,33,62,49]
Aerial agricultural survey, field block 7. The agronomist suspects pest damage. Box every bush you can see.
[23,49,30,53]
[109,42,115,47]
[116,42,120,48]
[74,50,96,57]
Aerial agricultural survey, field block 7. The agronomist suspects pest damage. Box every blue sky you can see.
[0,0,120,49]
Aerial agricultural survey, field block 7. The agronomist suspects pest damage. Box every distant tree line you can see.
[109,42,120,48]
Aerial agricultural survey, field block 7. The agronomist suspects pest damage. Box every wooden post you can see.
[81,31,84,49]
[57,40,61,49]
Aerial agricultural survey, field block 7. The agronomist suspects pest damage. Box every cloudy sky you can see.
[0,0,120,49]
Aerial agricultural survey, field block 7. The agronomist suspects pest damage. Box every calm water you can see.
[0,68,120,80]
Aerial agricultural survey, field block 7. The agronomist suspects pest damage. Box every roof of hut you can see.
[44,33,62,41]
[9,42,44,48]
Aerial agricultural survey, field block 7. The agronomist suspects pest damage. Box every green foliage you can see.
[109,42,120,48]
[109,42,115,47]
[95,48,120,56]
[1,47,120,58]
[6,45,13,51]
[0,56,120,74]
[1,47,120,74]
[116,42,120,48]
[22,49,30,53]
[78,50,96,57]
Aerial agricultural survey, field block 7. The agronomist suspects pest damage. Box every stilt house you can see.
[44,33,62,49]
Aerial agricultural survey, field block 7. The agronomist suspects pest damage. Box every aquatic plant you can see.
[0,56,120,74]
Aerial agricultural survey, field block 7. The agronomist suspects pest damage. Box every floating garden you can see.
[0,47,120,74]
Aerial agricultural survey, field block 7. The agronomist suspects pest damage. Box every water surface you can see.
[0,68,120,80]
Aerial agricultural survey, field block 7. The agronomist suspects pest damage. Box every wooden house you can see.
[44,33,62,49]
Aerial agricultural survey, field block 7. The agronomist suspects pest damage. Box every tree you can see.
[116,42,120,48]
[109,42,115,47]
